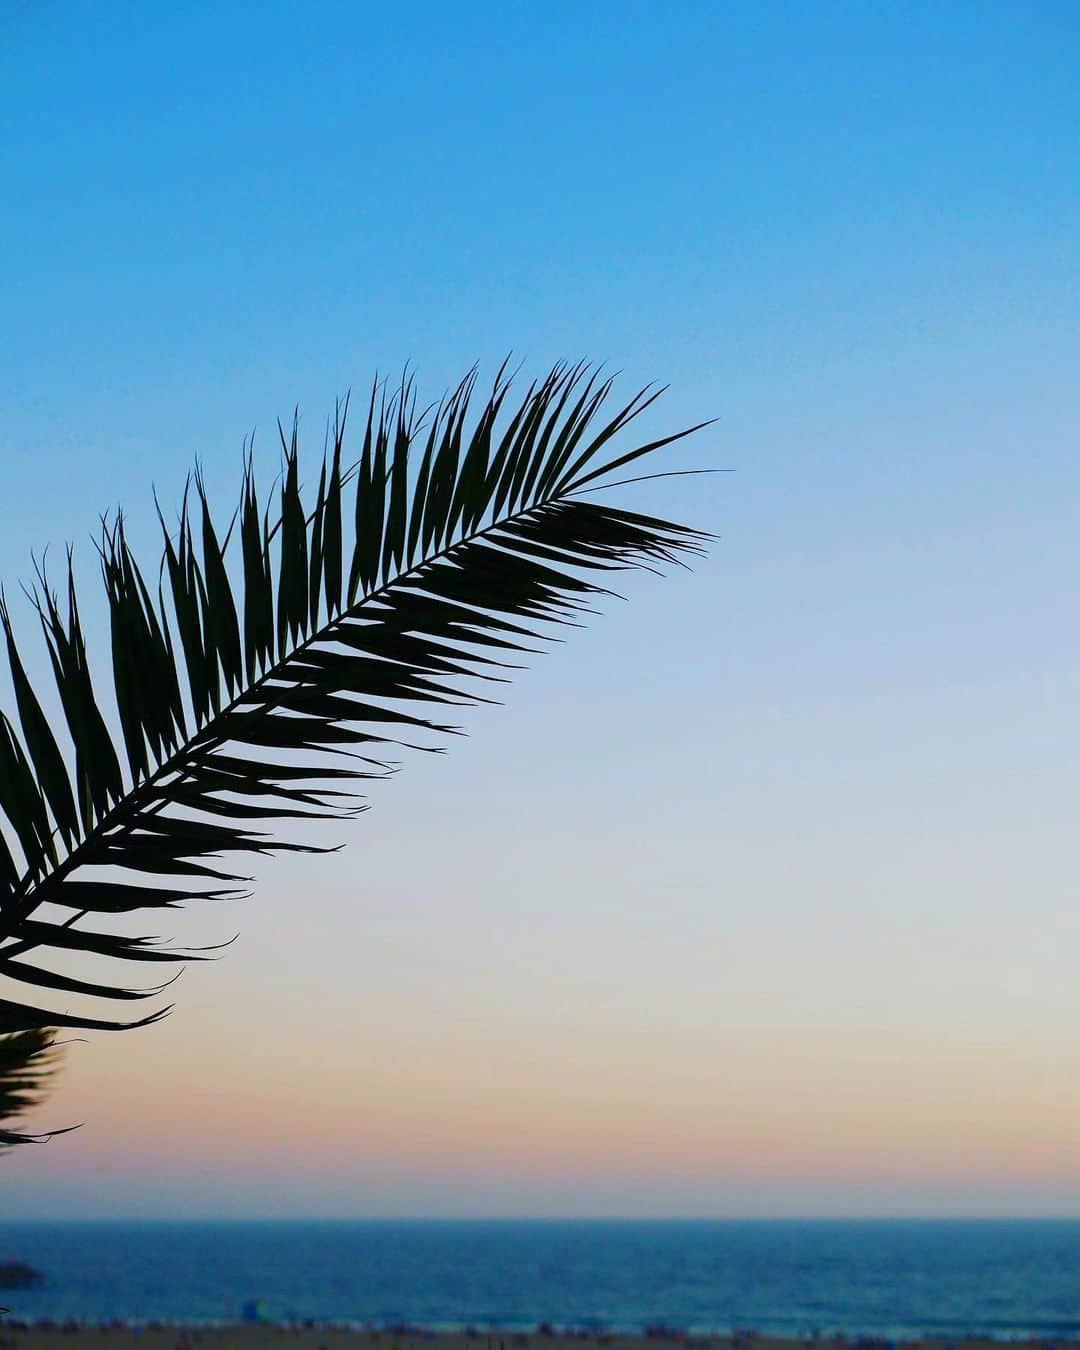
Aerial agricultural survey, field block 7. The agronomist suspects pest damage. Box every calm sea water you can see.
[0,1221,1077,1338]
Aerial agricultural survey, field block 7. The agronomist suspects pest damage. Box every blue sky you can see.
[2,2,1080,1217]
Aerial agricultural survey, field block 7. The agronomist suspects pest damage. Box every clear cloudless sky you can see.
[2,1,1079,1218]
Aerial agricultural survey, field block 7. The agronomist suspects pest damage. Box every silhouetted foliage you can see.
[0,361,710,1142]
[0,1028,71,1150]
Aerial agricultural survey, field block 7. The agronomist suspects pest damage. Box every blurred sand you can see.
[0,1329,1067,1350]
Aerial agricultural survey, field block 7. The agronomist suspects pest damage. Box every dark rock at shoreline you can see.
[0,1260,43,1290]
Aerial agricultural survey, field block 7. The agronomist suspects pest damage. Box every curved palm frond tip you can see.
[0,360,712,1045]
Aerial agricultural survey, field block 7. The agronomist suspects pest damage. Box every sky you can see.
[1,1,1079,1219]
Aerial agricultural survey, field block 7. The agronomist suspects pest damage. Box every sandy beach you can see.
[0,1330,1072,1350]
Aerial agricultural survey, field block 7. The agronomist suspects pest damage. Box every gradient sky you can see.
[2,2,1080,1218]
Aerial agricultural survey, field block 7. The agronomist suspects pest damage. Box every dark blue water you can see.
[0,1221,1078,1338]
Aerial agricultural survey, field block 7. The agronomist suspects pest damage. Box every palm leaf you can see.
[0,361,712,1042]
[0,1028,72,1150]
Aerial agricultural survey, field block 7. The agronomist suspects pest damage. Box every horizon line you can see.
[5,1214,1080,1224]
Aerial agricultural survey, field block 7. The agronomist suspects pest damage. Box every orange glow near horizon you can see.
[21,990,1080,1213]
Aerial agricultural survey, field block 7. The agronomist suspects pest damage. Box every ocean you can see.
[0,1220,1077,1338]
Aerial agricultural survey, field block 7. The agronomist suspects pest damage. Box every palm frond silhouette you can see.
[0,1028,71,1150]
[0,361,710,1140]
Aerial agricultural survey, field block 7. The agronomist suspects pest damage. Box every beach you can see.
[1,1330,1073,1350]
